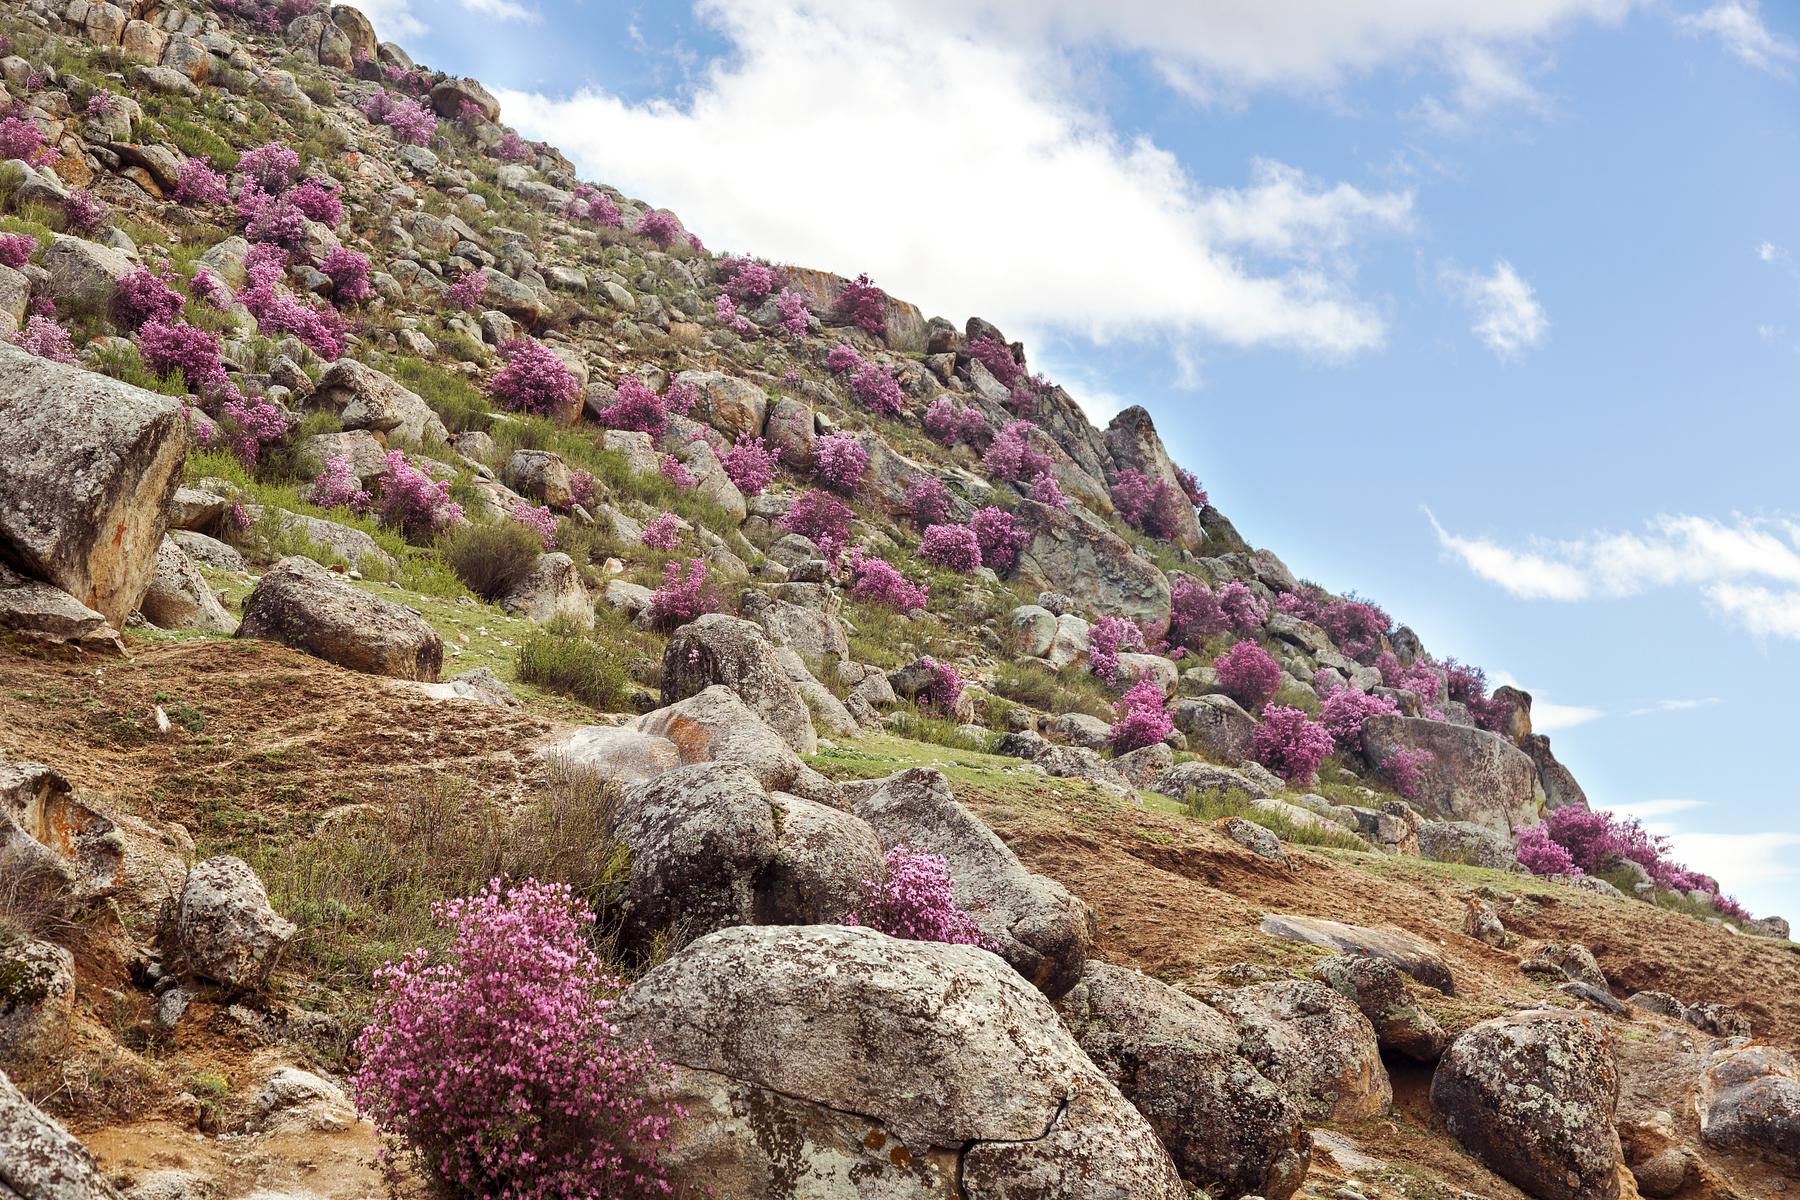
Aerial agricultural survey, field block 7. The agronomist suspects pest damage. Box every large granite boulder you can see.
[0,1066,123,1199]
[1103,406,1203,550]
[612,925,1186,1199]
[307,359,450,447]
[176,856,295,991]
[1259,913,1455,994]
[1055,961,1311,1199]
[1011,498,1173,638]
[139,536,235,633]
[1696,1044,1800,1166]
[237,557,442,681]
[1210,981,1391,1122]
[1172,693,1257,764]
[40,234,132,316]
[1309,954,1447,1061]
[661,614,816,754]
[1521,733,1589,812]
[1361,715,1542,837]
[675,371,767,441]
[0,342,187,626]
[846,768,1093,998]
[429,76,501,122]
[631,685,813,793]
[0,564,125,651]
[1430,1009,1624,1200]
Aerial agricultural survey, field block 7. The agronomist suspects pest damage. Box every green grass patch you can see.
[516,623,632,710]
[1181,786,1372,852]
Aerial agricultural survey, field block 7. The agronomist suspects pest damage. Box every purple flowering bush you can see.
[1111,468,1185,540]
[1110,677,1172,753]
[659,454,694,491]
[495,130,532,162]
[217,394,292,466]
[350,878,679,1200]
[320,247,374,306]
[1378,746,1435,800]
[13,314,77,364]
[846,548,928,613]
[847,844,990,948]
[597,376,693,439]
[1514,822,1580,876]
[719,256,779,302]
[965,334,1018,387]
[1215,639,1281,712]
[850,362,904,417]
[781,489,852,558]
[113,264,185,332]
[919,524,981,573]
[512,502,558,549]
[812,433,868,494]
[1088,614,1146,686]
[1251,704,1334,784]
[913,657,965,717]
[0,116,49,166]
[173,157,229,206]
[1028,472,1068,510]
[831,273,887,336]
[982,420,1052,484]
[62,189,108,235]
[1318,686,1400,755]
[720,435,778,496]
[236,245,347,359]
[138,319,228,395]
[308,453,370,512]
[288,179,343,227]
[923,398,987,447]
[374,449,463,539]
[445,270,487,312]
[641,511,681,552]
[969,506,1027,575]
[903,476,951,527]
[358,89,437,145]
[634,209,683,249]
[1174,466,1207,508]
[491,338,579,417]
[238,142,303,192]
[1218,581,1269,633]
[1169,578,1227,649]
[649,558,715,628]
[0,232,34,270]
[825,343,864,374]
[775,288,810,337]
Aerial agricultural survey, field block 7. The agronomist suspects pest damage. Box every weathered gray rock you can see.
[1057,961,1309,1198]
[177,856,295,990]
[41,234,132,316]
[632,684,812,794]
[139,536,235,633]
[1418,818,1518,869]
[676,370,767,441]
[1012,498,1173,638]
[613,925,1186,1199]
[1034,746,1138,804]
[543,725,681,786]
[764,793,883,927]
[0,938,75,1058]
[498,552,592,627]
[1110,742,1173,789]
[1697,1044,1800,1165]
[661,614,816,754]
[430,76,501,122]
[847,768,1094,997]
[1103,406,1205,549]
[1211,980,1391,1122]
[1521,733,1589,812]
[1310,954,1446,1062]
[0,1065,123,1199]
[245,507,397,575]
[0,342,187,626]
[1362,715,1542,837]
[502,449,572,508]
[0,757,125,898]
[0,563,125,651]
[237,557,442,681]
[254,1066,354,1135]
[1522,941,1608,990]
[1215,815,1290,865]
[1154,760,1272,803]
[1430,1009,1623,1200]
[308,359,449,447]
[1172,693,1257,764]
[1259,913,1455,994]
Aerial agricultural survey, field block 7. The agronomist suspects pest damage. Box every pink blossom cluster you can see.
[850,362,904,416]
[1250,704,1334,784]
[1378,746,1435,800]
[1088,614,1146,686]
[0,116,50,166]
[1110,677,1172,753]
[0,232,33,270]
[569,469,595,508]
[775,288,810,337]
[237,142,303,193]
[491,337,580,416]
[374,449,463,538]
[1318,686,1400,755]
[288,179,343,227]
[970,506,1026,575]
[237,245,348,360]
[658,454,694,491]
[825,343,864,374]
[13,314,76,364]
[597,376,694,438]
[218,394,291,466]
[1174,465,1208,509]
[846,548,928,612]
[309,453,371,511]
[496,130,532,162]
[1539,806,1718,894]
[1111,468,1185,540]
[812,432,868,493]
[847,844,990,948]
[139,318,229,395]
[720,435,778,496]
[982,420,1052,484]
[1375,650,1442,704]
[714,292,753,334]
[357,89,437,145]
[634,209,683,249]
[640,511,680,551]
[320,247,374,306]
[965,334,1018,386]
[719,256,779,302]
[173,157,229,206]
[1214,639,1281,712]
[919,523,981,573]
[780,489,852,559]
[1169,578,1227,648]
[62,189,107,235]
[1028,472,1068,510]
[350,878,680,1200]
[564,186,622,228]
[113,264,185,331]
[923,398,988,447]
[914,657,965,717]
[831,273,887,336]
[649,558,714,627]
[1218,580,1269,633]
[1514,822,1579,876]
[903,475,951,527]
[512,502,558,549]
[445,270,488,312]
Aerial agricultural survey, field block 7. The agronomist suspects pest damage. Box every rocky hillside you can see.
[0,2,1796,1199]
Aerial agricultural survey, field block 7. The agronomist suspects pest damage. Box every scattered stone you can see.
[1696,1044,1800,1166]
[177,856,295,991]
[661,614,817,754]
[1309,954,1447,1062]
[1259,913,1455,994]
[237,557,443,681]
[0,1066,124,1199]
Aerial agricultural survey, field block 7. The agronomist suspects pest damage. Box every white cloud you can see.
[1628,697,1722,716]
[1758,240,1787,262]
[348,0,428,40]
[1425,508,1590,600]
[1532,700,1606,732]
[1608,798,1709,823]
[461,0,540,23]
[498,1,1416,361]
[1662,830,1800,890]
[1705,582,1800,640]
[1676,1,1798,76]
[1443,259,1550,359]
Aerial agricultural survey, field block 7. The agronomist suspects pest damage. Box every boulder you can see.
[541,725,681,787]
[139,536,235,633]
[41,234,132,316]
[1361,715,1542,837]
[0,937,75,1058]
[0,563,125,651]
[307,359,449,447]
[632,685,810,793]
[1430,1009,1623,1200]
[1051,712,1111,751]
[176,856,295,990]
[675,371,767,440]
[1521,733,1589,812]
[328,5,378,60]
[1489,685,1533,743]
[1110,742,1173,789]
[429,76,501,122]
[1216,816,1289,865]
[0,341,187,626]
[498,553,592,627]
[0,757,125,896]
[237,557,442,681]
[1418,819,1517,870]
[1154,760,1272,803]
[1034,746,1138,804]
[661,614,816,754]
[255,1066,354,1135]
[1102,406,1204,550]
[502,450,573,508]
[1258,913,1455,994]
[1522,941,1608,990]
[1006,603,1056,656]
[1210,980,1391,1122]
[612,925,1186,1199]
[1309,954,1447,1062]
[1172,694,1257,764]
[1696,1044,1800,1165]
[0,1066,123,1199]
[1055,961,1311,1199]
[847,768,1094,997]
[1012,498,1173,638]
[764,793,883,926]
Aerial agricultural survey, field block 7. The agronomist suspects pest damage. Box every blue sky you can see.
[354,0,1800,920]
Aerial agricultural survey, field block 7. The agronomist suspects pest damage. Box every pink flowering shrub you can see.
[903,476,951,527]
[1251,704,1334,784]
[1378,746,1435,800]
[1028,472,1068,510]
[781,489,852,556]
[659,454,695,491]
[1088,614,1146,686]
[1110,677,1172,753]
[825,343,863,374]
[919,524,981,573]
[113,264,185,331]
[720,435,778,496]
[597,376,693,438]
[358,89,437,145]
[0,232,33,270]
[1318,686,1400,755]
[62,189,107,235]
[374,449,463,538]
[1111,468,1185,540]
[775,288,809,337]
[634,209,683,249]
[1215,639,1281,712]
[719,256,779,302]
[13,314,76,364]
[965,334,1018,386]
[1169,578,1227,648]
[496,130,532,162]
[1174,465,1208,508]
[350,878,679,1200]
[1441,658,1486,705]
[569,469,595,508]
[1515,822,1580,877]
[320,247,374,306]
[982,420,1052,484]
[513,502,558,549]
[491,338,579,416]
[288,179,343,227]
[1376,650,1442,704]
[831,273,887,336]
[236,245,348,358]
[812,433,868,493]
[649,558,714,628]
[969,506,1027,575]
[850,362,904,417]
[308,453,370,512]
[846,548,928,612]
[714,293,753,334]
[846,844,989,948]
[1314,595,1391,663]
[1539,806,1719,895]
[1218,581,1269,633]
[217,393,292,466]
[914,656,964,717]
[565,186,623,228]
[923,398,987,446]
[0,116,49,166]
[172,157,229,205]
[237,142,302,192]
[237,183,308,249]
[641,512,680,551]
[138,319,228,394]
[445,270,487,311]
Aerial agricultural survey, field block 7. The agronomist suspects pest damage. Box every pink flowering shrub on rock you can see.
[113,264,184,332]
[597,376,693,438]
[641,511,680,551]
[1169,578,1227,649]
[1215,639,1281,712]
[850,362,904,417]
[634,209,683,249]
[236,245,347,359]
[903,476,951,527]
[1515,822,1579,877]
[659,454,695,491]
[825,343,864,374]
[720,435,778,496]
[847,844,990,948]
[0,116,49,166]
[1539,805,1719,895]
[923,398,988,446]
[919,524,981,573]
[1174,466,1207,509]
[288,179,343,227]
[1110,677,1172,753]
[913,657,965,717]
[445,270,487,312]
[1111,468,1184,540]
[1028,472,1068,511]
[1378,746,1434,800]
[374,449,463,539]
[714,293,753,334]
[13,314,77,364]
[513,502,558,549]
[139,319,228,395]
[62,189,107,235]
[719,256,779,302]
[649,558,715,628]
[173,158,229,206]
[350,878,679,1200]
[1251,704,1334,785]
[1088,614,1145,686]
[496,130,532,162]
[237,142,301,192]
[0,232,34,270]
[309,453,370,512]
[846,548,928,613]
[1218,580,1269,633]
[218,394,291,467]
[831,273,887,336]
[1376,650,1442,704]
[982,420,1052,484]
[358,89,437,145]
[969,506,1027,575]
[491,338,579,417]
[775,288,810,337]
[812,433,868,493]
[965,334,1018,387]
[1319,686,1400,755]
[320,247,374,306]
[781,489,852,558]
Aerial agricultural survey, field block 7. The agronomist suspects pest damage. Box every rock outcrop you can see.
[176,855,296,991]
[237,557,443,681]
[661,614,816,754]
[1362,715,1542,837]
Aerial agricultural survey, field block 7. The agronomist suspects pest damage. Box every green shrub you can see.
[888,705,992,753]
[441,519,543,601]
[380,354,492,432]
[516,626,630,710]
[990,659,1115,720]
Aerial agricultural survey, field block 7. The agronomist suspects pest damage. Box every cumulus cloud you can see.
[1607,798,1708,824]
[1662,830,1800,891]
[1676,1,1798,76]
[348,0,428,40]
[498,1,1425,365]
[1442,259,1550,359]
[1428,511,1800,641]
